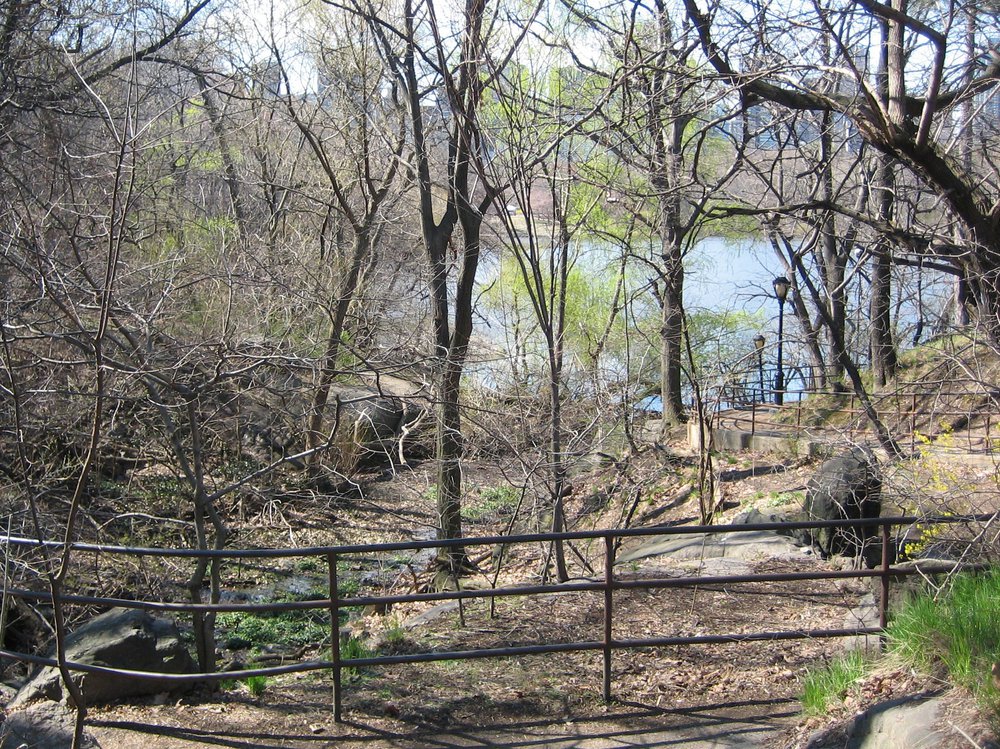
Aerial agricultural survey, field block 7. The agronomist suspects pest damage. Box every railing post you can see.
[328,552,342,722]
[879,523,891,648]
[910,394,917,452]
[603,535,614,702]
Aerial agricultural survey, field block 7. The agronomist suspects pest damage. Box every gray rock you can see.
[731,507,792,527]
[241,385,428,470]
[617,529,809,566]
[0,685,18,706]
[803,448,882,564]
[733,507,819,548]
[11,608,194,708]
[850,694,945,749]
[333,390,428,469]
[1,701,100,748]
[803,691,1000,749]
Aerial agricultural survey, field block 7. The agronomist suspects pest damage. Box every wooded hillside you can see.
[1,0,999,603]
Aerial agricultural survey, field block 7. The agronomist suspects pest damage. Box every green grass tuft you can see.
[245,675,268,697]
[340,635,374,677]
[804,569,1000,720]
[887,568,1000,702]
[801,650,870,715]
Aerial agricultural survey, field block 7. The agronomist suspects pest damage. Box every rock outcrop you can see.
[803,448,882,565]
[11,608,195,708]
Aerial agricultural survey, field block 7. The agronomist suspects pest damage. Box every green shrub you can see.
[295,557,320,573]
[133,475,187,505]
[801,650,870,715]
[462,485,520,521]
[218,605,328,651]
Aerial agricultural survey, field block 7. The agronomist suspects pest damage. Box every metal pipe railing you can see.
[0,513,993,722]
[715,398,997,454]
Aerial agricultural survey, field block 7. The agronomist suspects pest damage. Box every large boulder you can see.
[803,448,882,564]
[241,386,429,470]
[11,608,195,708]
[333,390,428,469]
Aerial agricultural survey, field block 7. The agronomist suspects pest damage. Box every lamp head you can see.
[773,276,791,302]
[753,334,765,351]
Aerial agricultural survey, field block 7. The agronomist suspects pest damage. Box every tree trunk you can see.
[547,218,570,583]
[434,202,488,572]
[658,137,687,429]
[870,160,897,386]
[869,10,898,386]
[819,113,847,385]
[869,241,896,386]
[548,368,569,582]
[659,263,686,427]
[435,358,466,572]
[184,401,227,673]
[305,231,370,466]
[653,47,688,430]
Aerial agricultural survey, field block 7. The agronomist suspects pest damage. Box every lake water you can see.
[684,237,775,315]
[475,235,954,401]
[684,236,954,401]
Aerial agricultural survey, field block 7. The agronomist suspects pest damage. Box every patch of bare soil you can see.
[80,449,841,747]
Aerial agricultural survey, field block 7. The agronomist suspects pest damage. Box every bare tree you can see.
[563,0,747,430]
[339,0,531,573]
[486,64,593,581]
[683,0,1000,349]
[0,5,221,744]
[268,7,409,473]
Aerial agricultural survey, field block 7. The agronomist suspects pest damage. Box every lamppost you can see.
[773,276,791,405]
[753,334,765,403]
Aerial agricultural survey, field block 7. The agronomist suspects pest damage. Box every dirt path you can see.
[89,695,798,748]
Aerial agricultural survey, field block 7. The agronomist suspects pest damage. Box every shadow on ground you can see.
[89,696,797,748]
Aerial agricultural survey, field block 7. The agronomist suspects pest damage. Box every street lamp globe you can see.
[772,276,791,302]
